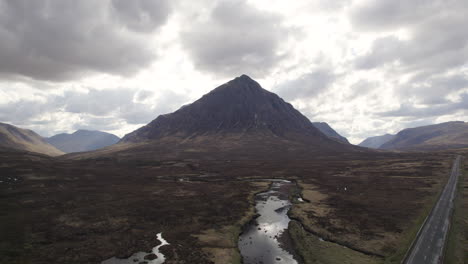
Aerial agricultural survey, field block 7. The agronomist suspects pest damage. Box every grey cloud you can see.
[72,116,122,132]
[353,0,468,74]
[180,0,291,78]
[67,88,189,124]
[56,88,180,125]
[274,69,337,101]
[354,36,402,69]
[397,73,468,105]
[0,0,171,82]
[346,79,379,100]
[60,89,137,116]
[111,0,171,32]
[350,0,444,31]
[379,93,468,118]
[136,90,155,101]
[0,99,49,123]
[118,102,159,125]
[0,87,189,135]
[355,25,468,74]
[317,0,352,11]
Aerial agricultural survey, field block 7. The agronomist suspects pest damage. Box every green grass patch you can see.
[289,221,383,264]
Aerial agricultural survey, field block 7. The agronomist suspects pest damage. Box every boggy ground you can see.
[0,149,454,264]
[0,150,269,264]
[286,155,452,263]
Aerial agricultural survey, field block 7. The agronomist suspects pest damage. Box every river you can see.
[238,180,299,264]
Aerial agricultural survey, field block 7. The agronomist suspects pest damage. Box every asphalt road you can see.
[404,155,462,264]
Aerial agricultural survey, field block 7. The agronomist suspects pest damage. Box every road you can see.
[404,155,462,264]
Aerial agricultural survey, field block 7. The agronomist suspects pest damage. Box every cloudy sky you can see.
[0,0,467,144]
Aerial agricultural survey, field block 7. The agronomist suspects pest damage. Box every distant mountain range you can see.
[3,75,467,157]
[46,130,120,153]
[0,122,63,156]
[360,121,468,150]
[71,75,359,160]
[359,134,395,148]
[380,121,468,150]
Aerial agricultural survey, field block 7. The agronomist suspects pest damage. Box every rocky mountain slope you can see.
[0,122,64,156]
[312,122,349,143]
[46,130,120,153]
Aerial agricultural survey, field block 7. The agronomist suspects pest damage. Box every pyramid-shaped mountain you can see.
[123,75,326,142]
[74,75,361,160]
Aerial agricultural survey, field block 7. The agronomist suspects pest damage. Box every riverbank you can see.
[194,181,270,264]
[238,180,299,264]
[289,221,382,264]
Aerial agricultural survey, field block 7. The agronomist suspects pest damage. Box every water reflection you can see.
[239,181,298,264]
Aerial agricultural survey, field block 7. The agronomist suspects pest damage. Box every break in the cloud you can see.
[0,0,468,143]
[0,0,171,81]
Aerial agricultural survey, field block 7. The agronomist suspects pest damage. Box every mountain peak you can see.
[74,129,92,134]
[77,75,360,160]
[210,74,265,96]
[47,130,120,153]
[121,75,329,143]
[234,74,256,83]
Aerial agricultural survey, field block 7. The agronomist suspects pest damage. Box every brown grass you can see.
[0,150,454,264]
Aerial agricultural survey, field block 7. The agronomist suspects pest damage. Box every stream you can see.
[238,180,299,264]
[101,233,169,264]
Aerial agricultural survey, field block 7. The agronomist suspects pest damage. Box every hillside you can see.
[0,122,64,156]
[359,134,395,149]
[380,121,468,150]
[312,122,349,143]
[46,130,120,153]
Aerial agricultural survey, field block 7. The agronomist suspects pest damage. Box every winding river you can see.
[238,180,299,264]
[101,233,169,264]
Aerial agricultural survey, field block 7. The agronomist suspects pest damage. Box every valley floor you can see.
[0,149,458,264]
